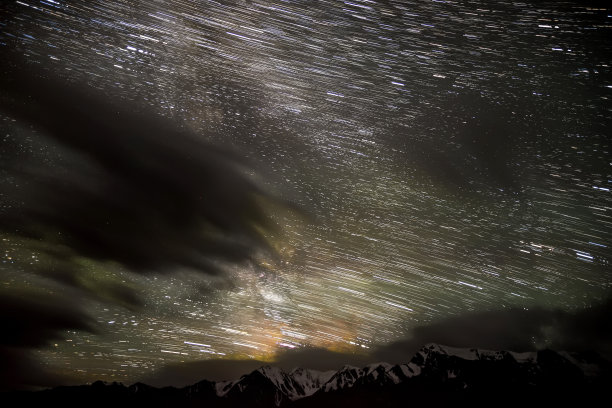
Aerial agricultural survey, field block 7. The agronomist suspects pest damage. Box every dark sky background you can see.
[1,0,611,391]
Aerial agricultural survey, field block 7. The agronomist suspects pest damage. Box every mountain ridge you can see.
[4,343,610,407]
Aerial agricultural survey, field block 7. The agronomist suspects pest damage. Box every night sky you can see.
[1,0,611,390]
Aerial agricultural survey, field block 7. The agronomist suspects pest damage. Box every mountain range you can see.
[4,344,610,407]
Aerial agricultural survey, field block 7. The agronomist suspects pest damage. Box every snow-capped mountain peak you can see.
[9,344,610,407]
[256,366,289,388]
[321,365,363,392]
[289,367,335,397]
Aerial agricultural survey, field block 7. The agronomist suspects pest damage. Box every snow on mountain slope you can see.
[398,362,421,378]
[321,365,363,392]
[218,365,339,403]
[508,350,538,363]
[361,362,409,385]
[417,343,540,364]
[10,344,610,408]
[290,368,335,397]
[205,344,611,406]
[216,378,238,397]
[257,366,295,394]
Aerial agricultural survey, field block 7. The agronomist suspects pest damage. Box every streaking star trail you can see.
[0,0,611,388]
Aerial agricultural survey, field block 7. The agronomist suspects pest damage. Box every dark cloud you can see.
[274,347,372,371]
[142,348,371,387]
[142,299,612,388]
[141,359,268,387]
[0,347,72,391]
[0,53,280,278]
[0,291,94,348]
[547,298,612,357]
[371,308,554,363]
[372,298,612,363]
[0,291,95,390]
[0,52,286,388]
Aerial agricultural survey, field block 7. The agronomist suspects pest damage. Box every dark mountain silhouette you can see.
[3,344,610,407]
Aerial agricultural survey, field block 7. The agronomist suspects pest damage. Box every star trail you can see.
[1,0,611,389]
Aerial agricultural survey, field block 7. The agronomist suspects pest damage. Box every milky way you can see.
[1,0,611,386]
